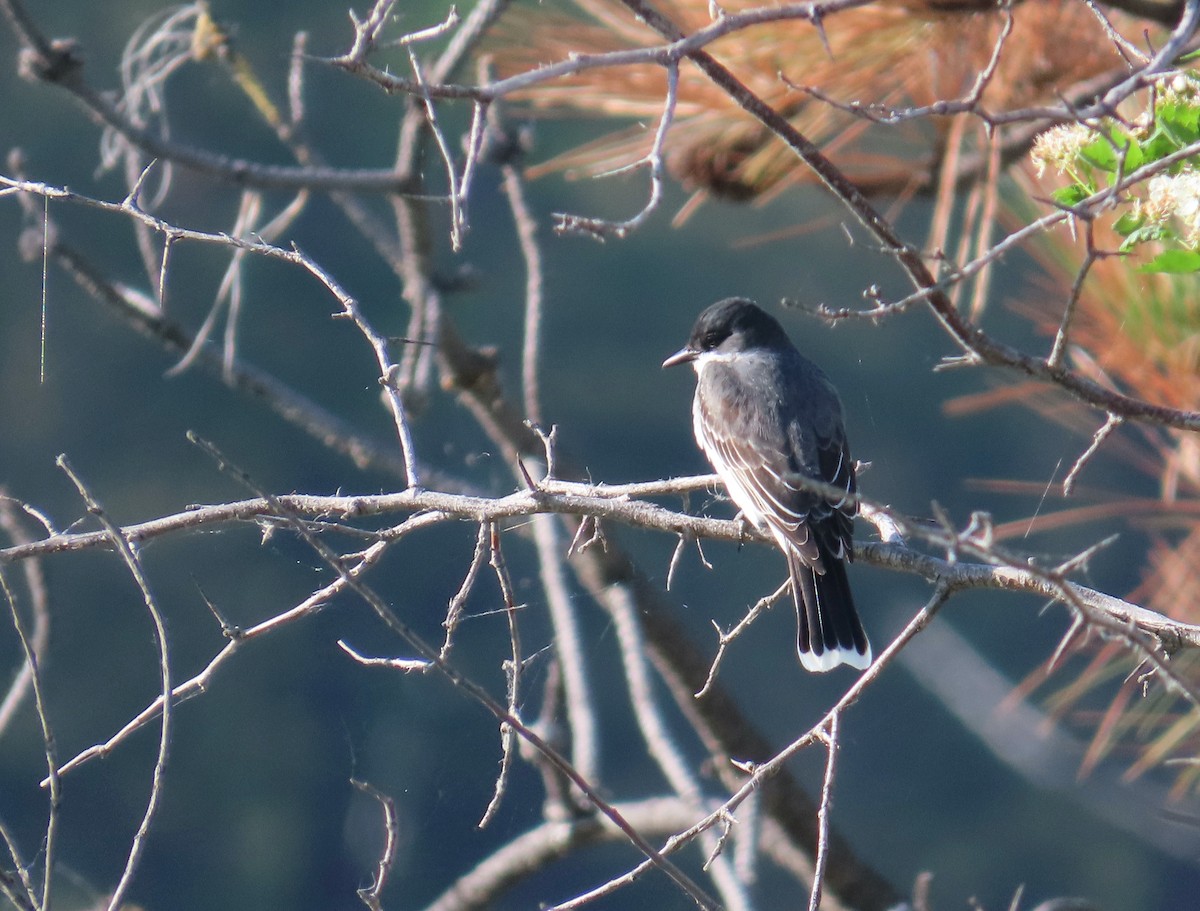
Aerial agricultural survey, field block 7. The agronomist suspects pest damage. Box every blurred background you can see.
[1,1,1198,909]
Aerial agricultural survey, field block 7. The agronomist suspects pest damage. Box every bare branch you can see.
[808,711,840,911]
[351,779,401,911]
[695,580,790,698]
[602,583,752,910]
[530,511,601,787]
[554,61,678,240]
[6,477,1200,657]
[187,437,721,911]
[0,498,50,742]
[56,456,172,911]
[442,522,492,659]
[480,523,522,828]
[1062,413,1125,496]
[500,137,547,426]
[0,563,54,911]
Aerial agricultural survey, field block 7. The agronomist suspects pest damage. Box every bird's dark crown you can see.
[686,297,792,354]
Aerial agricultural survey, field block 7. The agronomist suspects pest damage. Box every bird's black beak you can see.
[662,347,698,369]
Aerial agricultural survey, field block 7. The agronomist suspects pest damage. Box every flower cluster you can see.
[1144,169,1200,247]
[1030,122,1096,179]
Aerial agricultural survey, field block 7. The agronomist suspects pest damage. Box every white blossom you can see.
[1144,169,1200,246]
[1030,123,1095,178]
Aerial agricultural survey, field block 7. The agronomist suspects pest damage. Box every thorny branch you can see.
[188,436,722,911]
[5,474,1200,749]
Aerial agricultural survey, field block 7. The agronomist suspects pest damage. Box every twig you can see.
[351,779,401,911]
[339,640,434,673]
[0,498,50,741]
[808,711,840,911]
[602,584,752,911]
[408,47,467,250]
[553,61,678,240]
[0,566,55,911]
[665,533,689,591]
[442,522,492,659]
[1062,413,1124,496]
[480,522,522,828]
[1048,224,1101,370]
[56,456,172,911]
[695,580,791,698]
[293,248,422,488]
[459,100,490,238]
[500,139,546,426]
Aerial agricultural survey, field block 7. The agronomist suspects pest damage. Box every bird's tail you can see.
[787,549,871,672]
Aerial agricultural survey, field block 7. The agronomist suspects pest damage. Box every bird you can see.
[662,297,871,672]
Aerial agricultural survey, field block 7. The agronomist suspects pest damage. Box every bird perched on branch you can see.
[663,298,870,672]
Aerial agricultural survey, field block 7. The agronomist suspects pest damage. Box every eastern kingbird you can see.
[663,298,871,672]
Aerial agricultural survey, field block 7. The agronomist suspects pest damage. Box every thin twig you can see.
[695,580,791,698]
[1047,224,1100,370]
[0,498,50,741]
[293,248,423,488]
[408,47,466,250]
[351,779,401,911]
[1062,413,1125,496]
[553,61,679,240]
[443,522,491,659]
[808,711,840,911]
[602,584,752,911]
[480,522,522,828]
[56,456,172,911]
[0,566,56,911]
[502,146,546,426]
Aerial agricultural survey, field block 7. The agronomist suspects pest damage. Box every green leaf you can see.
[1140,127,1183,163]
[1118,222,1174,252]
[1137,249,1200,273]
[1158,101,1200,146]
[1119,138,1144,173]
[1051,184,1089,207]
[1079,137,1117,172]
[1113,211,1144,236]
[1080,128,1143,176]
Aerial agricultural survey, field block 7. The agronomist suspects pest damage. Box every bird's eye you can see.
[701,330,724,349]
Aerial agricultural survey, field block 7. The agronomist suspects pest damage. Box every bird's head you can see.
[662,297,790,368]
